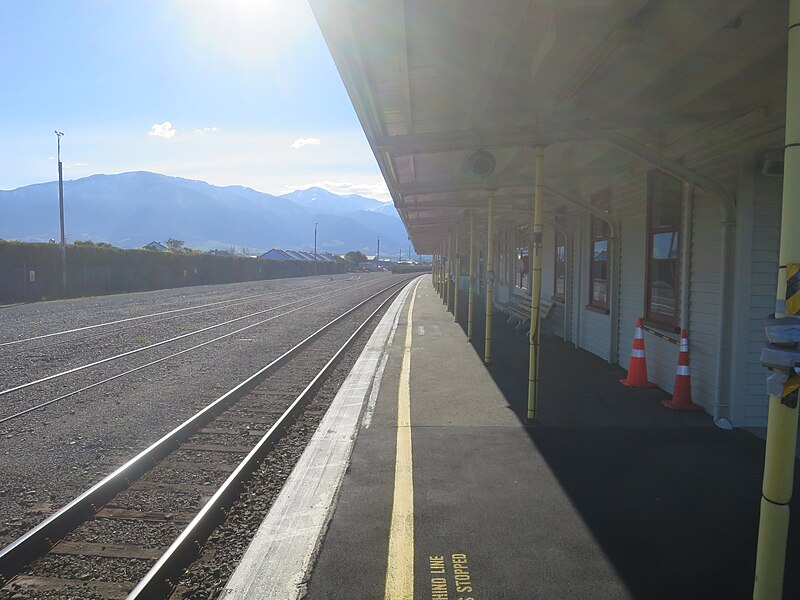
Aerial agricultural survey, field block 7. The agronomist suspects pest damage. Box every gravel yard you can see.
[0,272,404,551]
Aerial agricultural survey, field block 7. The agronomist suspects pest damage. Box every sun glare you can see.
[173,0,314,69]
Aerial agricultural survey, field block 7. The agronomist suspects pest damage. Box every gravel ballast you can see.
[0,273,406,552]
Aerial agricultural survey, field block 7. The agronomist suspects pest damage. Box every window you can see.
[645,170,682,330]
[588,189,611,311]
[553,231,566,302]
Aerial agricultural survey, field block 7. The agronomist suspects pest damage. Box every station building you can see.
[311,0,796,429]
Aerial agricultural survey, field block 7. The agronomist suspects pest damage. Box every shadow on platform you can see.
[453,290,800,599]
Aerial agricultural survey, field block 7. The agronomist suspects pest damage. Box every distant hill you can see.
[281,187,384,215]
[0,172,410,255]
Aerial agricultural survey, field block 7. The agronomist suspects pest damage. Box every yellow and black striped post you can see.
[527,147,545,421]
[454,222,461,322]
[485,193,495,364]
[468,210,475,341]
[754,3,800,597]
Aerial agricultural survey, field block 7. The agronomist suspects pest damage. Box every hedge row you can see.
[0,241,344,303]
[390,264,432,274]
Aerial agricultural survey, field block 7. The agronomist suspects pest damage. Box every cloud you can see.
[194,127,220,135]
[290,137,321,150]
[149,122,176,139]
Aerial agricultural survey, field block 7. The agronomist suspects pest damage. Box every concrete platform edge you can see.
[221,278,418,599]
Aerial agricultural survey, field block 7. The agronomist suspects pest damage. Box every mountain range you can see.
[0,172,411,256]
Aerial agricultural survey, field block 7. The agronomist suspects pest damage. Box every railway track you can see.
[0,278,384,423]
[0,276,356,349]
[0,277,413,599]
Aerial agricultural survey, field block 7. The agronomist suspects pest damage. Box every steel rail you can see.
[0,281,351,354]
[0,277,411,585]
[0,277,380,423]
[0,278,377,398]
[0,276,357,347]
[127,278,414,599]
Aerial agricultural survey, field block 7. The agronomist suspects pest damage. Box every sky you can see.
[0,0,390,201]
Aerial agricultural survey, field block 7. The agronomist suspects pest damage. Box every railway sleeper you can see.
[5,575,133,600]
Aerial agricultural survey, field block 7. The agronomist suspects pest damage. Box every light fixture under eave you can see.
[761,149,784,178]
[466,150,496,178]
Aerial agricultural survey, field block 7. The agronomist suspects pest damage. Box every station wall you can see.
[479,135,785,428]
[451,135,784,429]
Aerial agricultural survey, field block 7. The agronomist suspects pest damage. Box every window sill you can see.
[584,304,609,315]
[642,320,680,339]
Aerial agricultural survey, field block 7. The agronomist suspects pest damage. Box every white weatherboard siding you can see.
[541,226,566,339]
[570,216,585,347]
[609,170,680,391]
[545,150,732,409]
[574,212,611,362]
[685,192,723,409]
[582,309,610,361]
[728,153,758,428]
[615,174,648,373]
[741,168,782,427]
[684,147,740,415]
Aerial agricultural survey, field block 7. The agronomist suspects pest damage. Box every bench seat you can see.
[503,294,556,335]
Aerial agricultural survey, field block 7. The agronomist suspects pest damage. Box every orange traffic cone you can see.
[620,318,655,388]
[662,329,702,411]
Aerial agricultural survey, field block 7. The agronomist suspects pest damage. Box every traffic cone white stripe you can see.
[620,317,655,388]
[662,328,702,411]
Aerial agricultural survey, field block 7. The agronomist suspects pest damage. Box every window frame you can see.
[553,231,566,302]
[644,169,682,332]
[587,188,611,312]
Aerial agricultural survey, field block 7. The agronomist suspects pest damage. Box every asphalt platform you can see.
[231,278,800,599]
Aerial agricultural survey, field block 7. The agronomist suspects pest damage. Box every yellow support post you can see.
[485,193,495,364]
[436,251,444,296]
[442,242,447,305]
[527,147,545,422]
[468,211,475,341]
[433,253,437,292]
[435,250,439,296]
[754,3,800,597]
[438,251,442,296]
[446,231,451,311]
[454,222,460,323]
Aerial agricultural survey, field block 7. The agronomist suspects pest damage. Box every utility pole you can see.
[55,130,67,295]
[314,222,318,276]
[399,248,403,262]
[376,235,380,269]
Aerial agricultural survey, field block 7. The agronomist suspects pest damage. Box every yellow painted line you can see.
[385,278,421,599]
